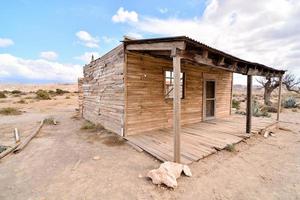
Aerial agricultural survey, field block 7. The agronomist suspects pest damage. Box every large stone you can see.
[147,161,192,188]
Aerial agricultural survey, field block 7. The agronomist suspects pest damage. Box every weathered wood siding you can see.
[125,53,232,135]
[78,78,84,117]
[82,44,125,136]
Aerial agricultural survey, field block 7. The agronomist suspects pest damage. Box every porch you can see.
[126,115,277,164]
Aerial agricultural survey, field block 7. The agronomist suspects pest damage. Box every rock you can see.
[147,161,192,188]
[264,131,269,138]
[93,156,100,160]
[270,132,276,137]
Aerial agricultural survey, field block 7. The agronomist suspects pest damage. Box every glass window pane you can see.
[206,81,215,98]
[164,70,184,99]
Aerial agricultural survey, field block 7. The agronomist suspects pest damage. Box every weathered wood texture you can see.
[126,115,276,164]
[82,45,125,136]
[246,75,252,133]
[125,52,233,135]
[78,78,84,117]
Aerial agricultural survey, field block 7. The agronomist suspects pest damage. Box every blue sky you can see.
[0,0,299,84]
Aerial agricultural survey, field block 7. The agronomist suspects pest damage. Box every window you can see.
[164,70,185,99]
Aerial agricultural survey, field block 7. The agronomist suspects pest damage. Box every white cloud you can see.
[76,31,99,48]
[102,36,118,44]
[127,0,300,84]
[158,8,168,14]
[112,7,138,23]
[75,52,101,63]
[40,51,58,60]
[0,54,82,82]
[125,32,143,39]
[0,38,14,47]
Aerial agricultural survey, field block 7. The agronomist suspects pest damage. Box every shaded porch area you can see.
[126,115,277,164]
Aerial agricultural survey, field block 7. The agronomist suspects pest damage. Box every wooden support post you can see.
[246,75,252,133]
[277,75,283,121]
[172,50,181,163]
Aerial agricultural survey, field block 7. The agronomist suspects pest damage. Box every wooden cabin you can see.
[79,36,285,164]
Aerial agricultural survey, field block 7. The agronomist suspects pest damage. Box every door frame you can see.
[203,79,217,121]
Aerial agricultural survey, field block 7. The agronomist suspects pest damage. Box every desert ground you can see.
[0,84,300,200]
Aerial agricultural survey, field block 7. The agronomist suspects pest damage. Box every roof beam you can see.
[126,41,186,51]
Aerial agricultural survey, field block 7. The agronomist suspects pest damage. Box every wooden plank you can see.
[173,53,181,163]
[277,75,282,121]
[126,41,186,51]
[246,75,252,133]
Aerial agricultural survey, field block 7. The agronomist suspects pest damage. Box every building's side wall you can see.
[82,44,125,136]
[78,78,84,117]
[125,52,232,135]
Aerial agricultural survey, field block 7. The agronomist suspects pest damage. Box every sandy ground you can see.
[0,92,300,199]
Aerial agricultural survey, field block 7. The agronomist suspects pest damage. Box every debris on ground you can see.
[147,161,192,188]
[93,156,100,160]
[44,117,58,125]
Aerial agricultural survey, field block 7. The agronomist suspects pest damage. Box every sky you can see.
[0,0,299,84]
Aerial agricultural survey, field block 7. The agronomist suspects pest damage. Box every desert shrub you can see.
[24,96,34,99]
[292,108,298,112]
[282,97,297,108]
[56,88,69,95]
[0,146,7,153]
[0,107,22,115]
[65,96,71,99]
[261,105,277,113]
[48,90,56,96]
[225,144,236,152]
[0,91,6,98]
[36,89,51,100]
[81,121,96,130]
[232,99,240,110]
[252,100,271,118]
[16,99,26,104]
[11,90,22,94]
[44,117,58,125]
[81,120,104,131]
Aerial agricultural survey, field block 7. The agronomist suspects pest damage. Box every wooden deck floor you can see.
[126,115,277,164]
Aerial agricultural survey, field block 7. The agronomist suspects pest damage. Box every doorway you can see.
[204,80,216,120]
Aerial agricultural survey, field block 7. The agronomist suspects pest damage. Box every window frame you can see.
[163,69,186,100]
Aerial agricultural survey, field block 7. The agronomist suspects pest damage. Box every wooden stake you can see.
[172,51,181,163]
[246,75,252,133]
[14,119,44,153]
[277,75,282,121]
[14,128,20,143]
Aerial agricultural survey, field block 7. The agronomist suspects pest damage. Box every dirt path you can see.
[0,96,300,199]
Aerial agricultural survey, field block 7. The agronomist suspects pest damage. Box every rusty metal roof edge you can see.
[123,36,285,74]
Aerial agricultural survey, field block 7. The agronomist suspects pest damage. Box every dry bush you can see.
[0,91,6,98]
[65,96,71,99]
[0,107,22,115]
[232,99,240,110]
[44,117,58,125]
[0,146,7,153]
[56,88,70,95]
[282,97,297,108]
[261,105,277,113]
[16,99,27,104]
[36,90,51,100]
[81,120,104,132]
[11,90,22,94]
[225,144,236,152]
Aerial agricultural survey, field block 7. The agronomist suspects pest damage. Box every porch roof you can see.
[123,36,285,77]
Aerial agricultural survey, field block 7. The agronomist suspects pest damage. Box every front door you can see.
[204,80,216,120]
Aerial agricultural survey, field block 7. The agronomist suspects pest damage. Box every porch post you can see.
[246,75,252,133]
[172,49,181,163]
[277,75,283,121]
